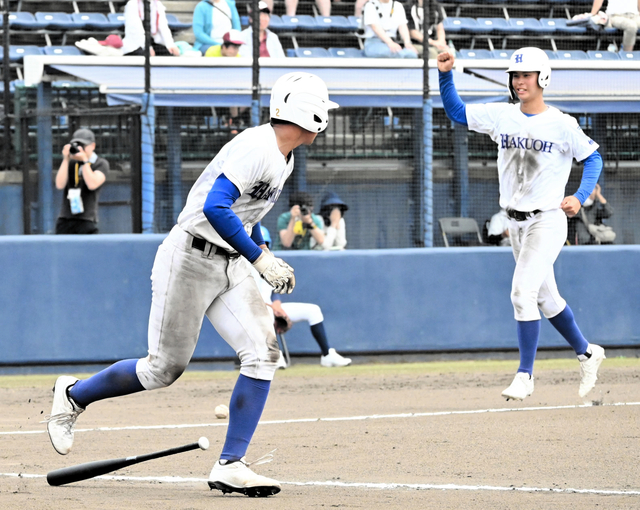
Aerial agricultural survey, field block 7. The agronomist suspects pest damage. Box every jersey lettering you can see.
[500,134,553,153]
[248,181,282,203]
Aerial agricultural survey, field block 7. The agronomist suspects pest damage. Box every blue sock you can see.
[517,320,541,375]
[548,305,589,355]
[310,322,330,356]
[220,374,271,462]
[69,359,145,408]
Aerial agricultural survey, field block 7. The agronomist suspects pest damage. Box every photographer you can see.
[274,191,325,250]
[55,128,109,234]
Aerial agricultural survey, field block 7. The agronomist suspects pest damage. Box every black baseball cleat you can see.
[208,457,281,498]
[208,480,281,498]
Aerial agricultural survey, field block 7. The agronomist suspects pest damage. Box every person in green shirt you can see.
[274,191,325,250]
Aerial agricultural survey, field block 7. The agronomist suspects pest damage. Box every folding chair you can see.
[439,217,484,247]
[277,332,291,367]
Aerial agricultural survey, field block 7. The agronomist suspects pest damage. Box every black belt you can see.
[506,209,541,222]
[191,236,240,258]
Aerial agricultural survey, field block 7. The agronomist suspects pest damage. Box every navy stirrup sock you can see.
[517,320,541,375]
[220,374,271,462]
[310,322,330,356]
[69,359,145,408]
[548,305,589,356]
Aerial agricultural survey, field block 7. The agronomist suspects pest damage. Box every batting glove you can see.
[252,249,295,294]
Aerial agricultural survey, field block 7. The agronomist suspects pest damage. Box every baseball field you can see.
[1,355,639,509]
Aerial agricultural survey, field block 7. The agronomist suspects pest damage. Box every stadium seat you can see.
[5,12,44,30]
[443,17,482,34]
[587,50,621,60]
[294,47,330,58]
[555,50,589,59]
[240,15,249,27]
[268,14,285,32]
[35,12,80,30]
[43,46,83,56]
[508,18,550,34]
[107,13,125,29]
[347,15,361,31]
[315,15,352,32]
[544,49,559,59]
[620,51,640,60]
[166,14,191,31]
[328,47,364,57]
[459,49,493,59]
[540,18,587,34]
[491,49,515,59]
[477,18,522,34]
[286,48,296,57]
[9,45,44,62]
[281,15,318,31]
[72,13,111,30]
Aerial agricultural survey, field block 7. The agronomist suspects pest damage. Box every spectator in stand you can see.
[568,183,615,245]
[121,0,180,56]
[193,0,241,55]
[205,29,245,56]
[408,0,449,59]
[591,0,640,51]
[239,1,285,58]
[273,191,325,250]
[262,0,331,17]
[361,0,418,58]
[318,192,348,250]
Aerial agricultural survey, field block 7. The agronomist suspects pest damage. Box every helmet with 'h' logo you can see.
[505,47,551,100]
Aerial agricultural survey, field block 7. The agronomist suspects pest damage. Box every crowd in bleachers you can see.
[1,0,639,80]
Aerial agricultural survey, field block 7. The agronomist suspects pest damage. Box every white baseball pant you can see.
[509,208,567,322]
[136,226,280,390]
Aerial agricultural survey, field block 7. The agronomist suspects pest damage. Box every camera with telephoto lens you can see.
[300,205,311,216]
[69,141,85,155]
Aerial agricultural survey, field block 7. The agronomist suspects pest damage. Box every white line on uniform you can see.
[3,401,639,436]
[1,472,639,496]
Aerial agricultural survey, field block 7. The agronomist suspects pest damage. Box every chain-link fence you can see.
[1,0,639,246]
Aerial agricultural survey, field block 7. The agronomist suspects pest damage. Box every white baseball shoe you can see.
[208,456,281,497]
[320,348,352,367]
[44,376,84,455]
[501,372,534,401]
[578,344,606,398]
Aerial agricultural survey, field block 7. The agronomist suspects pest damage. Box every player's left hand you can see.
[560,196,581,217]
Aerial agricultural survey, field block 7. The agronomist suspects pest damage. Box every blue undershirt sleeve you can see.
[203,174,263,263]
[250,222,265,247]
[573,151,603,204]
[439,70,468,126]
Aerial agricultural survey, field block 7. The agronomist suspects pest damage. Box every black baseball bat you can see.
[47,437,210,486]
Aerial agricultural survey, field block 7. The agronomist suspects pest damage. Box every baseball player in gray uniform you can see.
[437,47,606,401]
[45,72,339,497]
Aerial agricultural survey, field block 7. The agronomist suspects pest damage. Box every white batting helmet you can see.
[270,72,339,133]
[505,47,551,100]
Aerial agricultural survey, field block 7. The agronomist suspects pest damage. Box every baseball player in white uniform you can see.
[437,47,606,401]
[45,72,339,497]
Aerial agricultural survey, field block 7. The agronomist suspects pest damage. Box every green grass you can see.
[1,357,638,388]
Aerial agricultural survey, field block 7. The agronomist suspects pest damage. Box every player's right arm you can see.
[203,174,295,293]
[55,144,71,190]
[437,51,468,126]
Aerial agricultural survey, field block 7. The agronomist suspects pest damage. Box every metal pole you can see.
[3,0,11,169]
[422,0,433,247]
[250,0,260,126]
[143,0,151,94]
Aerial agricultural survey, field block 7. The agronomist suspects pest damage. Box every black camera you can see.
[69,141,85,155]
[300,205,311,216]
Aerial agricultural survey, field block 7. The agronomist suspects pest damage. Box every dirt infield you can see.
[1,357,640,510]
